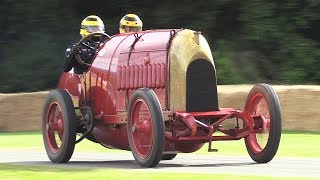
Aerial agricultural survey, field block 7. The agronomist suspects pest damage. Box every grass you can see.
[0,131,319,158]
[0,131,319,179]
[0,163,316,180]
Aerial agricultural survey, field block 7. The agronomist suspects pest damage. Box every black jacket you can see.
[64,41,96,74]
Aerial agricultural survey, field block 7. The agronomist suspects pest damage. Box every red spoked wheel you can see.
[42,89,77,163]
[244,83,282,163]
[127,88,164,167]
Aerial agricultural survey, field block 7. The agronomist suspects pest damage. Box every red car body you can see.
[43,29,282,167]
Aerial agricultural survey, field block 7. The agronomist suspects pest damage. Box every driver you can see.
[119,14,143,33]
[64,15,105,74]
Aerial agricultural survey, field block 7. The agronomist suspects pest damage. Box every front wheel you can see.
[127,88,165,167]
[42,89,77,163]
[244,83,282,163]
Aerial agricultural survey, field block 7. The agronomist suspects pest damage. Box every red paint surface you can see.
[57,29,258,152]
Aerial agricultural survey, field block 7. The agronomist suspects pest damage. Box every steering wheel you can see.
[74,32,110,67]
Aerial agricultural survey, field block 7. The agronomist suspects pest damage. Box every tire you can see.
[42,89,77,163]
[127,88,165,167]
[161,153,177,160]
[244,83,282,163]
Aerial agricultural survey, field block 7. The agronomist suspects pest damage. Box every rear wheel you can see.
[42,89,77,163]
[244,83,282,163]
[127,88,165,167]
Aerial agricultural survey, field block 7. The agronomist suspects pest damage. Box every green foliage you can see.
[214,41,243,84]
[1,0,319,92]
[239,0,320,84]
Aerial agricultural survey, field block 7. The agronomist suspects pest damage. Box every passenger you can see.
[119,14,143,33]
[64,15,105,74]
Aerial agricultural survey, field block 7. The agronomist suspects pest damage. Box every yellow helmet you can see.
[80,15,104,37]
[119,14,143,33]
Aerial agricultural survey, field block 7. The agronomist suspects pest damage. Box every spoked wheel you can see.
[161,153,177,160]
[127,88,165,167]
[42,89,77,163]
[244,83,282,163]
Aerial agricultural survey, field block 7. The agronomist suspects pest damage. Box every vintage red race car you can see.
[42,29,282,167]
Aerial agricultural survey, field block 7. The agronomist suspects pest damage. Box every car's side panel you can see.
[115,30,173,113]
[87,34,130,122]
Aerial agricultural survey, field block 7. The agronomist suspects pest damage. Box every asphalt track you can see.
[0,150,319,178]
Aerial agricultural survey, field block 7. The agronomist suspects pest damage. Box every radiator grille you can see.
[186,59,219,112]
